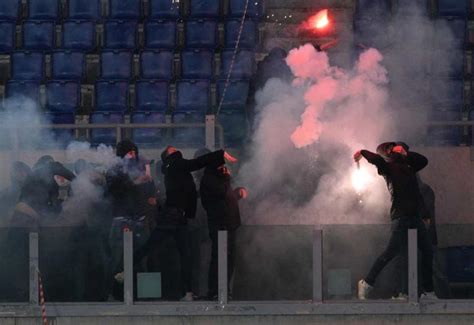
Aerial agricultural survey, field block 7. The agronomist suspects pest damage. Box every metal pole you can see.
[218,230,228,305]
[408,229,418,303]
[312,227,323,303]
[29,232,39,305]
[205,115,216,150]
[123,231,134,305]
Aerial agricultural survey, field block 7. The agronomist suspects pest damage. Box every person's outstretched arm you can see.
[354,150,388,175]
[175,150,236,172]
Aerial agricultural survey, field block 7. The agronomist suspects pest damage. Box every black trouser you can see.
[134,225,193,295]
[365,216,433,293]
[208,227,236,297]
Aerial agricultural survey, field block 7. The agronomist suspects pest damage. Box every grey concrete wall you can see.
[4,314,474,325]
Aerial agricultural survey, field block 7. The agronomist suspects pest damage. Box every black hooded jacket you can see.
[161,150,225,219]
[361,142,428,220]
[200,167,241,230]
[19,161,75,214]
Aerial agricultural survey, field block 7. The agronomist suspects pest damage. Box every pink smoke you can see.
[286,45,388,149]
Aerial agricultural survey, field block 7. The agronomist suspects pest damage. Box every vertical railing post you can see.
[123,230,134,305]
[29,232,39,305]
[206,115,216,150]
[218,230,228,305]
[312,226,323,303]
[408,229,418,303]
[116,126,122,144]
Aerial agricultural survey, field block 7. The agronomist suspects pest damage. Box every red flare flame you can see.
[310,9,329,30]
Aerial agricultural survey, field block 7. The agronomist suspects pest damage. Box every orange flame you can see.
[311,9,329,29]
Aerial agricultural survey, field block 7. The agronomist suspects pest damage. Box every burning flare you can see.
[351,165,372,194]
[311,9,329,29]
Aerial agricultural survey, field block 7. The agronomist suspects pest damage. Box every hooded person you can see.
[11,155,75,228]
[0,161,31,225]
[354,142,435,300]
[200,163,248,299]
[106,139,155,219]
[5,156,74,301]
[147,145,237,301]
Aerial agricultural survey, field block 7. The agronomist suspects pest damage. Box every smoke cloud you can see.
[238,3,458,226]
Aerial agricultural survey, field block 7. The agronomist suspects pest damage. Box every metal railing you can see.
[9,227,471,318]
[2,116,225,151]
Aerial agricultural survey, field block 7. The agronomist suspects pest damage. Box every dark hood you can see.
[161,151,183,174]
[116,139,139,159]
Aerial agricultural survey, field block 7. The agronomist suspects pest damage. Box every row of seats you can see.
[0,0,263,21]
[5,50,256,81]
[0,19,259,52]
[4,79,250,112]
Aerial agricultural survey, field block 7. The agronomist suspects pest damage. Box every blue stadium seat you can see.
[431,49,464,77]
[217,110,247,146]
[46,81,80,113]
[172,112,205,146]
[44,112,76,147]
[354,0,391,20]
[149,0,180,19]
[95,80,129,112]
[131,111,165,145]
[29,0,59,20]
[101,50,133,79]
[221,49,255,78]
[185,19,217,48]
[0,0,20,20]
[105,20,137,49]
[189,0,219,17]
[435,18,466,49]
[90,112,124,145]
[228,0,263,18]
[438,0,469,17]
[6,80,40,101]
[109,0,141,19]
[23,20,54,50]
[216,79,249,110]
[0,21,15,52]
[62,20,96,51]
[140,50,174,79]
[11,52,44,80]
[135,80,168,111]
[176,79,210,112]
[145,20,176,49]
[181,49,213,79]
[225,19,258,48]
[354,18,390,49]
[395,0,429,17]
[52,51,85,80]
[431,79,464,107]
[68,0,101,19]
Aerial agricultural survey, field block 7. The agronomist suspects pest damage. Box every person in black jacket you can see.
[354,142,436,300]
[0,161,31,225]
[200,164,247,299]
[11,155,75,228]
[151,145,237,301]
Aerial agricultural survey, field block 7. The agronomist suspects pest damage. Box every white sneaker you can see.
[391,293,408,301]
[114,272,124,284]
[420,291,438,301]
[357,279,373,300]
[180,292,194,302]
